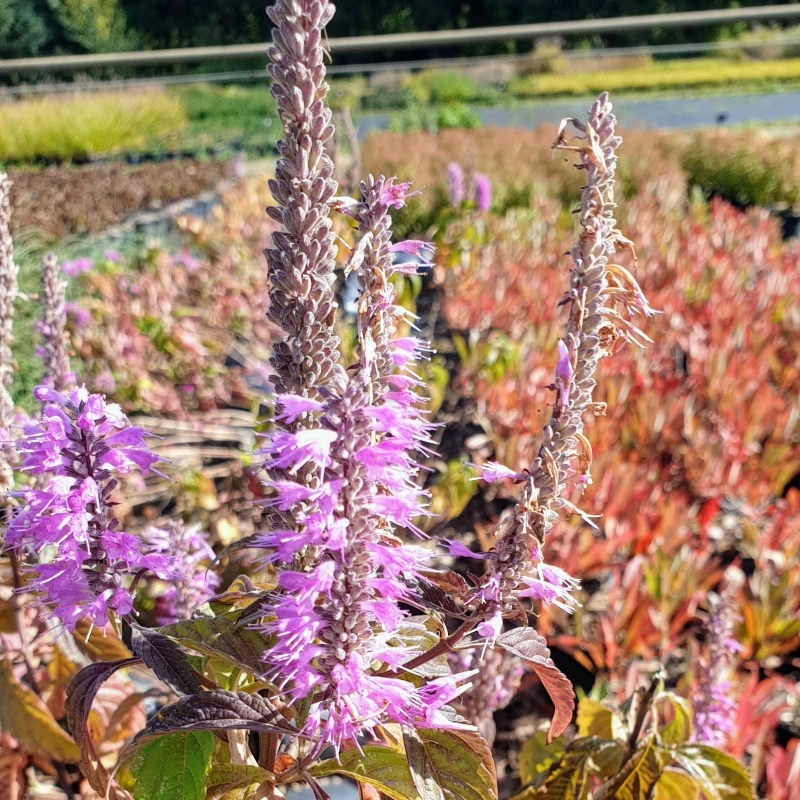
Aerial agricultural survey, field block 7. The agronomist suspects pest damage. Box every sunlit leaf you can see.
[656,693,693,746]
[157,608,271,675]
[132,731,214,800]
[518,731,566,786]
[576,697,615,740]
[311,745,421,800]
[0,657,81,763]
[403,722,497,800]
[653,769,701,800]
[671,744,755,800]
[205,764,272,800]
[497,628,575,741]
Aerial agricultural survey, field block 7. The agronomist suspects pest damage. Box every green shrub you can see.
[0,90,186,163]
[683,130,800,208]
[406,69,499,105]
[388,102,481,134]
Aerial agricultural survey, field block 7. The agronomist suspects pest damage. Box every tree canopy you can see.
[1,0,797,61]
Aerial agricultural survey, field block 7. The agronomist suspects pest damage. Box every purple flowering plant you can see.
[0,3,754,799]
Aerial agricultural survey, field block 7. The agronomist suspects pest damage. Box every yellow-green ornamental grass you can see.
[509,56,800,97]
[0,90,186,162]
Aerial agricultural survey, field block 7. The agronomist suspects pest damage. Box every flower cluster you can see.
[4,386,173,630]
[141,521,220,624]
[692,582,743,747]
[448,646,525,745]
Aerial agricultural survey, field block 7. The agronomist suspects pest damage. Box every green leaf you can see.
[131,731,214,800]
[512,738,622,800]
[653,769,701,800]
[403,724,497,800]
[311,745,421,800]
[656,693,693,746]
[603,736,663,800]
[576,697,615,740]
[157,609,270,675]
[205,764,271,800]
[518,731,566,786]
[671,744,756,800]
[0,657,81,763]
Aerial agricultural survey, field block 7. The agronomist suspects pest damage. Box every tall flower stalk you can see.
[255,179,466,750]
[0,174,18,490]
[475,94,654,637]
[38,253,74,393]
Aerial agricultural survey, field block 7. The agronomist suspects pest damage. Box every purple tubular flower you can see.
[39,253,75,393]
[474,173,492,212]
[0,173,18,474]
[141,522,220,625]
[692,586,743,747]
[448,647,525,746]
[4,386,173,631]
[555,339,573,410]
[61,257,94,278]
[447,162,465,208]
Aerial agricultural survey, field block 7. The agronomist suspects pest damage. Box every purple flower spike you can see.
[61,257,94,278]
[141,522,220,624]
[447,162,465,208]
[474,173,492,212]
[5,386,174,631]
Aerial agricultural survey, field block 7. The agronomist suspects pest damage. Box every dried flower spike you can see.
[477,93,652,637]
[38,252,75,393]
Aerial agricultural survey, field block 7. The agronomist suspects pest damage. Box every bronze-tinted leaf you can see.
[128,624,207,695]
[65,658,142,800]
[131,690,295,746]
[205,764,272,800]
[497,628,575,741]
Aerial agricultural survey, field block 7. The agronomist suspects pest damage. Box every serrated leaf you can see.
[403,724,497,800]
[576,697,615,739]
[497,628,575,741]
[129,624,206,695]
[132,731,214,800]
[205,764,272,800]
[653,769,701,800]
[157,609,270,675]
[0,657,81,763]
[518,731,566,786]
[311,745,421,800]
[671,744,755,800]
[657,693,693,746]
